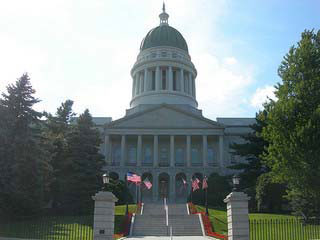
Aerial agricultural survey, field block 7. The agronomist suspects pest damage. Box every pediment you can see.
[107,105,224,129]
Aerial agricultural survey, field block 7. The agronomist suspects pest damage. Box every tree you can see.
[63,109,104,213]
[262,30,320,217]
[44,100,75,208]
[0,73,52,216]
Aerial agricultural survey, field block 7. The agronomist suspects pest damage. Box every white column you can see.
[132,78,136,97]
[153,135,158,167]
[169,66,173,91]
[105,135,110,164]
[202,135,208,167]
[170,135,175,167]
[140,74,144,93]
[189,72,193,96]
[156,66,161,91]
[186,135,191,167]
[137,135,142,166]
[224,192,250,240]
[219,135,224,169]
[120,135,126,167]
[144,68,148,92]
[136,74,140,95]
[180,68,184,93]
[170,174,175,202]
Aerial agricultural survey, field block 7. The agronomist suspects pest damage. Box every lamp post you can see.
[102,172,110,190]
[232,174,240,192]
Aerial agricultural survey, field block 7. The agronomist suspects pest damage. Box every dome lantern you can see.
[159,3,169,26]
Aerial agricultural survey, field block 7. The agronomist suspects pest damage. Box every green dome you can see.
[140,25,189,52]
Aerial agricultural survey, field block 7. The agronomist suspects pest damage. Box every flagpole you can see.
[135,183,138,204]
[205,187,209,215]
[125,173,129,216]
[190,179,193,204]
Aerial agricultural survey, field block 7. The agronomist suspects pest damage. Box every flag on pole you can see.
[143,178,152,189]
[192,178,200,192]
[127,172,141,183]
[202,176,208,190]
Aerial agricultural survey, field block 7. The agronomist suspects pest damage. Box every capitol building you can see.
[95,5,254,202]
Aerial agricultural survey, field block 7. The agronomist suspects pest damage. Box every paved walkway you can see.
[124,237,217,240]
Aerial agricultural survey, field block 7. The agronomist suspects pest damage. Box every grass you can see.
[0,204,137,240]
[196,205,320,240]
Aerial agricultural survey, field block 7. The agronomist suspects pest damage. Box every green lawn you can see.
[0,205,137,240]
[196,205,320,240]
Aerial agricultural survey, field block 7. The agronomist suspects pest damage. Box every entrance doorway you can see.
[158,173,170,200]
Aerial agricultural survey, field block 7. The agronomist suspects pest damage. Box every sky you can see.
[0,0,319,121]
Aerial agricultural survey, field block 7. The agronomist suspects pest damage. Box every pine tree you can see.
[44,100,75,208]
[64,109,104,213]
[0,73,52,216]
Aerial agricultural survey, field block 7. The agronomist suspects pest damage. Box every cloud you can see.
[0,0,259,120]
[250,85,276,109]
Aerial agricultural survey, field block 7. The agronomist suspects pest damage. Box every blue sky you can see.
[0,0,319,120]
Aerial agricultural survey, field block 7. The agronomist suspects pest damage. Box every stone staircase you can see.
[131,203,203,237]
[168,204,203,236]
[132,203,168,236]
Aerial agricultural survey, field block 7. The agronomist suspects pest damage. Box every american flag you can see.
[127,173,141,183]
[143,178,152,189]
[202,176,208,190]
[192,178,200,192]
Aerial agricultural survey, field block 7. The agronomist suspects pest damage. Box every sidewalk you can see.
[123,236,218,240]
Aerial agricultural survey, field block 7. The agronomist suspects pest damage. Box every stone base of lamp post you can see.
[224,191,250,240]
[92,191,118,240]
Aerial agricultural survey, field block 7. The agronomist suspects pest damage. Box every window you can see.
[191,148,199,164]
[112,145,121,166]
[175,147,184,165]
[173,71,177,91]
[140,74,144,93]
[128,145,137,164]
[151,71,156,90]
[184,73,189,93]
[161,51,167,57]
[162,69,167,90]
[160,146,168,164]
[208,148,216,166]
[143,144,152,164]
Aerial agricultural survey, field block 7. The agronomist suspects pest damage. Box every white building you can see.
[95,5,255,202]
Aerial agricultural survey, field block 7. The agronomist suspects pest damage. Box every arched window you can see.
[128,145,137,164]
[143,144,152,164]
[112,145,121,166]
[175,147,184,166]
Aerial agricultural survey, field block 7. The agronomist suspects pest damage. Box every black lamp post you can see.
[232,174,240,192]
[102,172,110,190]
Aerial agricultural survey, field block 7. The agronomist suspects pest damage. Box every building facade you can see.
[96,5,255,202]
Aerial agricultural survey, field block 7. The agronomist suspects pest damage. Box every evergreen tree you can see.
[0,73,52,216]
[44,100,75,208]
[230,109,286,212]
[263,30,320,217]
[64,109,104,213]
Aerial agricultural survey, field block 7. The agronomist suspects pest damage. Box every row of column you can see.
[132,66,195,97]
[105,135,224,168]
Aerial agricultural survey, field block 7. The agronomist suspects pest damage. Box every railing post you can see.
[224,191,250,240]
